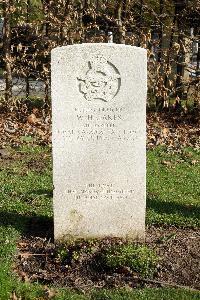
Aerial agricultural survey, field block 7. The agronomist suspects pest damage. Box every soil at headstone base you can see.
[15,225,200,291]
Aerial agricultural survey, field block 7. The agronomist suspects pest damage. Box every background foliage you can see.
[0,0,199,110]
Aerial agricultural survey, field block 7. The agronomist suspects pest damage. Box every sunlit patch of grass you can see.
[147,147,200,227]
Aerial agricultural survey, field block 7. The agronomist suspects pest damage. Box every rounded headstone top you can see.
[51,43,147,55]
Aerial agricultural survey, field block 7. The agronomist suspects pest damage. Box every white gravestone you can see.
[52,44,147,241]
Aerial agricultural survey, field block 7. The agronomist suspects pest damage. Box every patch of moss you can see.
[102,244,159,278]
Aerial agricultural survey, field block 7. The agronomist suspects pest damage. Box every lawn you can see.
[0,145,199,299]
[147,147,200,227]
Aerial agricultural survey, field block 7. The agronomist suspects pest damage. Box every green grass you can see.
[0,145,199,299]
[147,147,200,227]
[101,244,158,278]
[91,289,200,300]
[8,287,200,300]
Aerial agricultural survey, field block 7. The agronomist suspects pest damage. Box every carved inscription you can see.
[66,183,135,201]
[77,55,121,102]
[59,128,136,141]
[57,106,138,142]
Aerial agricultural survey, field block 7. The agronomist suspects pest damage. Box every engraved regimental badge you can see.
[77,55,121,102]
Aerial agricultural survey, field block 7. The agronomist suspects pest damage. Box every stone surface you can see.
[52,43,147,241]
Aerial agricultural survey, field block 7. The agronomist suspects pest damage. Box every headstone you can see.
[52,43,147,241]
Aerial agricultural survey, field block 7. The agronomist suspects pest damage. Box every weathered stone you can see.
[52,43,147,241]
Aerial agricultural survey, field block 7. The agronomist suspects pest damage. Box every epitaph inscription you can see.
[77,55,121,102]
[66,183,135,201]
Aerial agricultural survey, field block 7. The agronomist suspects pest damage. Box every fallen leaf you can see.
[18,252,32,259]
[17,270,29,282]
[162,160,172,166]
[162,127,169,138]
[44,286,57,299]
[18,242,28,248]
[11,292,20,300]
[18,252,46,259]
[27,114,39,125]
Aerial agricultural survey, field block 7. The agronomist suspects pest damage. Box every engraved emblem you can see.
[77,55,121,102]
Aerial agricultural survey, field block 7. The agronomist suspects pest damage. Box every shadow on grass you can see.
[0,210,53,239]
[147,197,200,220]
[1,197,199,242]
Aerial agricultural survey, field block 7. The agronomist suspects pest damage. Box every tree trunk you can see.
[3,0,12,101]
[196,41,200,75]
[195,41,200,109]
[59,0,70,44]
[115,0,125,44]
[78,1,85,43]
[26,0,30,98]
[164,11,176,90]
[42,0,50,36]
[158,0,164,63]
[138,0,144,46]
[175,0,187,98]
[176,33,186,98]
